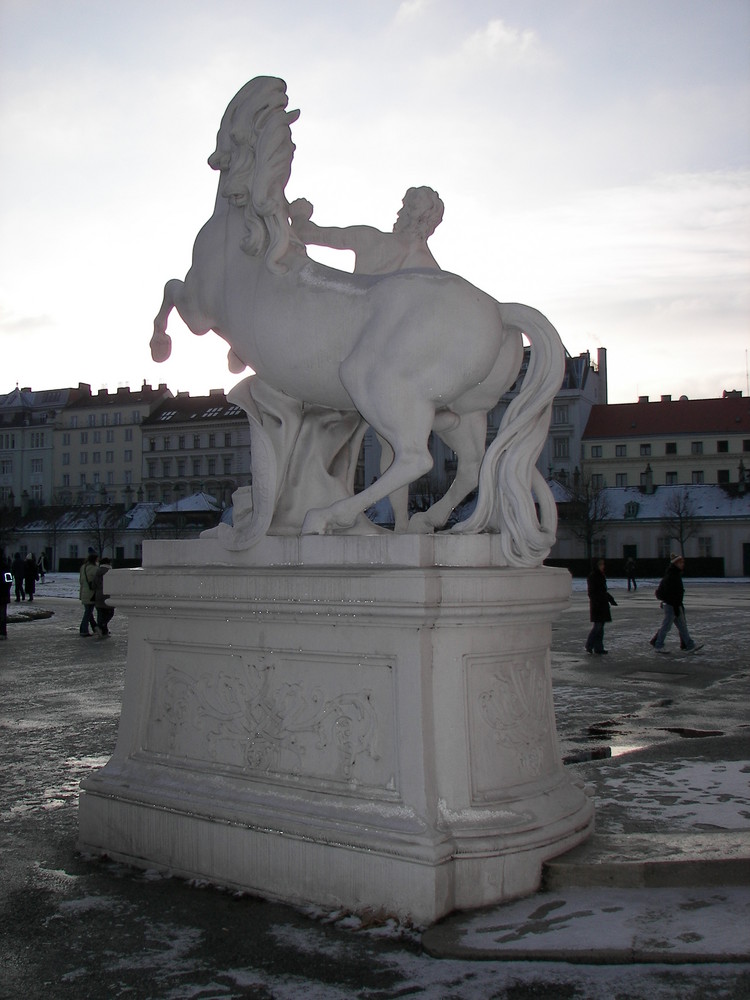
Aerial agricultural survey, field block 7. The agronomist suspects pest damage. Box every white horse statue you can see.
[150,76,564,567]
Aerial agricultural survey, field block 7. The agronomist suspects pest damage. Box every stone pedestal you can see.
[78,535,592,925]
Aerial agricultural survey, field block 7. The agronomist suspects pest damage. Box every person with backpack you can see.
[651,553,703,654]
[585,558,617,655]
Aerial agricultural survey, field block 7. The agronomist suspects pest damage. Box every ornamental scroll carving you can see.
[147,652,386,790]
[466,653,558,801]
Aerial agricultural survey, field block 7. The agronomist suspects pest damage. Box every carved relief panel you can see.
[465,652,560,802]
[143,644,398,797]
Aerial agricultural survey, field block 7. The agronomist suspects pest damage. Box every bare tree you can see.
[562,469,611,560]
[85,505,124,558]
[663,488,700,556]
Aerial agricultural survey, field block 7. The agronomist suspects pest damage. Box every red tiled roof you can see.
[583,396,750,439]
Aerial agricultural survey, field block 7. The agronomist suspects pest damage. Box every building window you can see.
[88,414,96,427]
[125,428,132,442]
[162,459,171,476]
[30,431,45,448]
[107,471,114,485]
[0,459,12,474]
[192,458,201,476]
[147,460,157,477]
[691,441,703,455]
[223,456,232,474]
[553,437,569,459]
[62,453,70,466]
[615,473,627,487]
[62,432,70,446]
[590,445,602,458]
[101,414,109,427]
[93,430,101,443]
[178,435,186,449]
[79,473,87,486]
[131,411,141,424]
[665,471,678,485]
[62,474,70,487]
[207,457,216,475]
[717,469,730,484]
[177,458,186,476]
[665,442,677,455]
[208,433,216,448]
[193,434,201,449]
[591,473,604,489]
[106,429,114,443]
[698,536,713,558]
[639,444,651,456]
[106,451,114,463]
[93,472,100,485]
[744,439,750,452]
[149,438,156,451]
[80,453,88,464]
[615,444,626,457]
[114,412,122,425]
[592,537,607,558]
[657,536,671,559]
[224,432,232,447]
[80,431,88,444]
[124,449,132,462]
[717,440,728,453]
[124,470,132,484]
[553,404,569,425]
[692,470,704,484]
[70,416,78,428]
[163,436,171,450]
[92,452,101,464]
[31,458,43,474]
[624,500,639,518]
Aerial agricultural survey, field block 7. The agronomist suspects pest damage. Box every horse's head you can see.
[209,76,300,273]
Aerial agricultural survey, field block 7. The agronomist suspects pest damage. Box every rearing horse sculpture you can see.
[150,76,564,567]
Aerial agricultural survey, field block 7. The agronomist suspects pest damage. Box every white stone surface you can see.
[149,76,565,565]
[79,540,593,925]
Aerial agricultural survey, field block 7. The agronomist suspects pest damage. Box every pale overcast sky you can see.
[1,0,748,404]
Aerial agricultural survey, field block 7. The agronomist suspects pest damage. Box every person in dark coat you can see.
[585,558,617,655]
[23,553,39,602]
[651,553,703,654]
[625,556,637,592]
[92,557,115,637]
[0,555,11,638]
[11,552,25,602]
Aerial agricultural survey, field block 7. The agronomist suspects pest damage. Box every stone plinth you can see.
[78,536,592,925]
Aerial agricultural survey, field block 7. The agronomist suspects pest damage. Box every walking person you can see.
[0,555,11,639]
[37,552,46,582]
[585,558,617,655]
[625,556,637,592]
[650,553,703,654]
[92,557,115,638]
[11,552,25,602]
[79,550,99,636]
[23,553,39,602]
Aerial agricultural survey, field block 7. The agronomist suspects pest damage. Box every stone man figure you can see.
[289,186,444,275]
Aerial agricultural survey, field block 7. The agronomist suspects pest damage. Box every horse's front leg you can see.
[150,277,217,363]
[150,278,183,362]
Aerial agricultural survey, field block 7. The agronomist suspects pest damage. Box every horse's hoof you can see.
[150,331,172,363]
[301,508,329,535]
[406,512,436,534]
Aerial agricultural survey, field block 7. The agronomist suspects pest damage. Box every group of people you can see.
[7,551,43,603]
[79,549,115,638]
[586,553,703,656]
[0,549,115,641]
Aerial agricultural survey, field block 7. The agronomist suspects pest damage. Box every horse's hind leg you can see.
[302,379,435,535]
[408,409,488,533]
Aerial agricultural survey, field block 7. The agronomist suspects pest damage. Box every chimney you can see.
[638,395,649,403]
[661,394,671,402]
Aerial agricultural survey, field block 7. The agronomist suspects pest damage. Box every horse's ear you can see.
[287,109,300,125]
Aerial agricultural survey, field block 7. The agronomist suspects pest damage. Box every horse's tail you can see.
[453,303,565,567]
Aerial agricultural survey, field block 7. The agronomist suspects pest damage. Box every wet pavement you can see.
[0,574,748,998]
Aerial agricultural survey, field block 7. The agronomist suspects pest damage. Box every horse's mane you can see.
[214,77,300,274]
